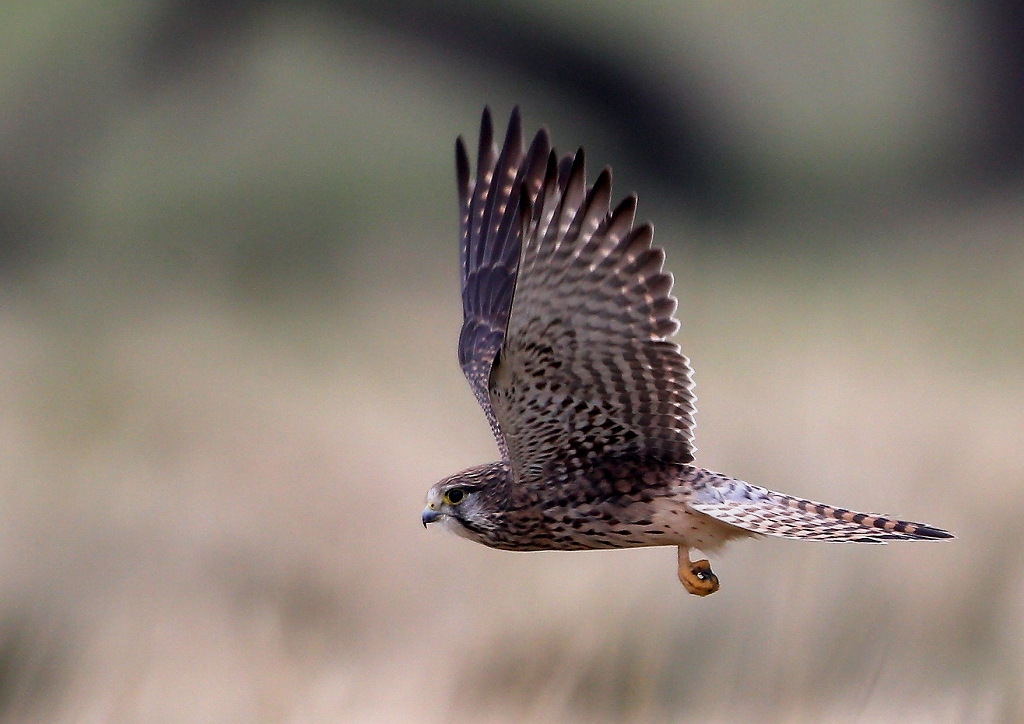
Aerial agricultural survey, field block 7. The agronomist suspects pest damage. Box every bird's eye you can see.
[443,488,465,505]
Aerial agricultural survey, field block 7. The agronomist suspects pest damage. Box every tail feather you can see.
[687,476,954,543]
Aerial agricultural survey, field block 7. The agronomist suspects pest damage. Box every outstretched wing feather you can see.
[457,108,550,458]
[490,144,697,482]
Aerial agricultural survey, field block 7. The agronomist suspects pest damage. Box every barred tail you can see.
[687,477,954,543]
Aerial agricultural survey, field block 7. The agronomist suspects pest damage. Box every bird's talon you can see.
[678,557,720,596]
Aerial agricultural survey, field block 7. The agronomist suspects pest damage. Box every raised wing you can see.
[457,107,549,458]
[489,144,697,481]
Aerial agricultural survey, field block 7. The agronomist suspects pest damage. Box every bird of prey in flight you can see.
[422,107,952,595]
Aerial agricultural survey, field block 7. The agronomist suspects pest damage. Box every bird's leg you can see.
[677,545,719,596]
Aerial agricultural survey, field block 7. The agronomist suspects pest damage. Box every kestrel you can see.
[422,107,952,596]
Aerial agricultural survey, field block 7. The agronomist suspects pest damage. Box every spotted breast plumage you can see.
[422,107,953,595]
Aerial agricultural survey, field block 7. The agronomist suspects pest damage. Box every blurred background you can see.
[0,1,1021,721]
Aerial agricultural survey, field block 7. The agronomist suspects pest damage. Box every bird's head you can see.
[422,462,510,542]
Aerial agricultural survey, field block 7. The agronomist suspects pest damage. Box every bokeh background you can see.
[0,1,1022,721]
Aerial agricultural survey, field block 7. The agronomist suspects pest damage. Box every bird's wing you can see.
[457,107,550,459]
[489,136,696,482]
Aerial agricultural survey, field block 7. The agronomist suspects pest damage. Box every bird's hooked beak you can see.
[422,502,441,527]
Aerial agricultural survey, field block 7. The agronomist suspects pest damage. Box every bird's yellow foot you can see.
[677,547,720,596]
